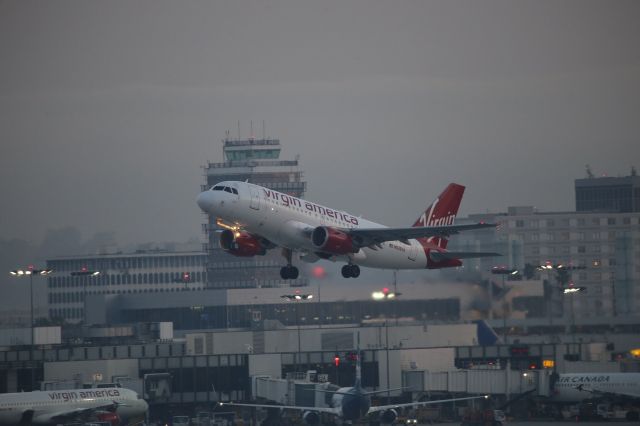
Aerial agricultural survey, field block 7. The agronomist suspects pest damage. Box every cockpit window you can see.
[212,186,224,191]
[224,187,233,193]
[231,188,238,194]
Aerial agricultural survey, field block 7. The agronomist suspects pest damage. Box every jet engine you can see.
[219,230,267,257]
[311,226,355,255]
[380,408,398,424]
[302,411,320,425]
[97,412,120,426]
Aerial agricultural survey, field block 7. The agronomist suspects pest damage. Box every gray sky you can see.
[1,0,639,249]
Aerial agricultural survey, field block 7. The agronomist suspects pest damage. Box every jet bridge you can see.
[403,367,552,399]
[251,372,335,408]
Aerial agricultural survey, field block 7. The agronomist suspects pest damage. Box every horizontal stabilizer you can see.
[430,251,501,262]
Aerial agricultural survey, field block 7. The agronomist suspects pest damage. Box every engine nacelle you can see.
[219,230,267,257]
[97,412,120,426]
[380,408,398,424]
[302,410,320,425]
[311,226,355,255]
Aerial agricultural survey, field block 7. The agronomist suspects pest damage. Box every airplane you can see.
[551,372,640,402]
[196,181,500,279]
[0,387,148,426]
[220,349,488,425]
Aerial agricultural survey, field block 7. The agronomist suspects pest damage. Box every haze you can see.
[1,0,639,252]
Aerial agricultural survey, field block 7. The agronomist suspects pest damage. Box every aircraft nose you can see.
[196,191,215,213]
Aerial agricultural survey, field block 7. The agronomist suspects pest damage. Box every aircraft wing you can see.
[367,394,488,414]
[347,223,497,247]
[429,251,502,261]
[576,384,640,399]
[219,402,341,415]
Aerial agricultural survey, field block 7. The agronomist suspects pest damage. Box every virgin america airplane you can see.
[196,181,499,279]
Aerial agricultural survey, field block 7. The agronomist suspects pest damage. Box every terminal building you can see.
[201,133,307,289]
[46,250,207,324]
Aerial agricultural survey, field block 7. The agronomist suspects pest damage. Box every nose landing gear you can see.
[280,248,300,280]
[341,264,360,278]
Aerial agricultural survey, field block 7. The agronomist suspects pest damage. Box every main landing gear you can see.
[280,265,299,280]
[280,248,300,280]
[341,264,360,278]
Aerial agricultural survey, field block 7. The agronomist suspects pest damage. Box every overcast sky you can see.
[1,0,639,250]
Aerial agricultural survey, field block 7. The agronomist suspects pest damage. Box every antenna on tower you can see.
[237,121,241,140]
[250,121,254,140]
[262,120,266,140]
[585,164,594,179]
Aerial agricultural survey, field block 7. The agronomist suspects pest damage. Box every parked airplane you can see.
[197,181,499,279]
[552,372,640,402]
[221,350,487,424]
[0,387,148,425]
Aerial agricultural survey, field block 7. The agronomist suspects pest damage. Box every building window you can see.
[608,217,616,225]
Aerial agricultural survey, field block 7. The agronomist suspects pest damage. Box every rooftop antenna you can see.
[250,120,254,140]
[585,164,594,179]
[237,120,241,140]
[262,120,266,140]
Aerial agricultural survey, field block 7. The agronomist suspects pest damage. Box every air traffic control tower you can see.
[201,132,308,289]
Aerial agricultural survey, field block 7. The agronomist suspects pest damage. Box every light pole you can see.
[9,266,54,342]
[372,287,400,403]
[491,266,518,344]
[564,285,586,341]
[70,267,101,324]
[9,265,53,390]
[281,292,313,373]
[537,262,586,332]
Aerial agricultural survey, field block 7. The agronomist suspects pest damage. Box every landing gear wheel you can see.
[350,264,360,278]
[341,265,352,278]
[280,266,299,280]
[341,264,360,278]
[289,266,299,280]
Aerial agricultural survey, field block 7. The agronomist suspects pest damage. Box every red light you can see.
[334,355,340,367]
[382,287,389,294]
[312,266,326,279]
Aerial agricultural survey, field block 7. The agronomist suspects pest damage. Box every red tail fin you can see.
[412,183,465,249]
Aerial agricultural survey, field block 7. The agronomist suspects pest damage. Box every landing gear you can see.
[341,264,360,278]
[280,265,299,280]
[280,248,299,280]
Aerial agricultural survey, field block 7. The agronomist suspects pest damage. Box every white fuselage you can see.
[198,181,430,269]
[0,388,148,425]
[552,373,640,402]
